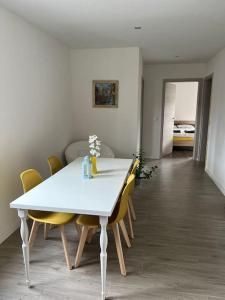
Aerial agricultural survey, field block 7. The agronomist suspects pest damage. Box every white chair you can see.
[65,140,115,164]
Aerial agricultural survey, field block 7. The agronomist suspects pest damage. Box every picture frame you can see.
[92,80,119,108]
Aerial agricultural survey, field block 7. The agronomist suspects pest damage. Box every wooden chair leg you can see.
[129,196,136,221]
[75,223,81,238]
[75,226,89,268]
[87,228,96,244]
[119,219,131,248]
[29,221,39,250]
[49,224,56,230]
[127,206,134,239]
[59,225,72,270]
[49,224,58,230]
[112,223,126,276]
[44,223,50,240]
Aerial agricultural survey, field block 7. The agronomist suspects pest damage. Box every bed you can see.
[173,120,195,148]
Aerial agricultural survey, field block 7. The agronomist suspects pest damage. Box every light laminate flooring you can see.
[1,156,225,300]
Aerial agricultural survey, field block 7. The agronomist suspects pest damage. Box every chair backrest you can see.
[65,140,115,164]
[112,174,135,224]
[127,172,136,195]
[47,156,63,175]
[20,169,43,193]
[131,159,140,175]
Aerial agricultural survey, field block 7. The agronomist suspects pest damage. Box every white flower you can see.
[90,149,96,156]
[89,135,97,142]
[89,136,95,143]
[89,135,101,157]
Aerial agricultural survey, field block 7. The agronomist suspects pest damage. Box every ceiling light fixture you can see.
[134,26,142,30]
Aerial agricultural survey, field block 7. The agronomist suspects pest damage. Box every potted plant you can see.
[134,149,158,183]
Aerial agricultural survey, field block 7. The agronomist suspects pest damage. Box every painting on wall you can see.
[92,80,119,108]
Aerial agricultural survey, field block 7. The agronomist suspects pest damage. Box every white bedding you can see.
[174,124,195,134]
[177,124,195,130]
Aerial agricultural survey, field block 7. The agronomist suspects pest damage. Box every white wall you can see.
[0,6,73,243]
[70,47,142,157]
[205,48,225,195]
[143,63,206,158]
[174,82,198,121]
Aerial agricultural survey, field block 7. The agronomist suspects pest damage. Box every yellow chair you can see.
[20,169,76,270]
[124,159,140,240]
[47,156,63,175]
[131,159,140,175]
[74,174,135,276]
[47,157,81,237]
[45,156,64,238]
[129,159,140,222]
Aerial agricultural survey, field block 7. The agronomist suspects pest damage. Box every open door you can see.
[162,83,176,156]
[194,76,213,162]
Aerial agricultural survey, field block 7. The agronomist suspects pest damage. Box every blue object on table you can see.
[82,156,92,179]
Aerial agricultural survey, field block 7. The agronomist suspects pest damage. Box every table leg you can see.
[99,216,108,300]
[18,209,30,287]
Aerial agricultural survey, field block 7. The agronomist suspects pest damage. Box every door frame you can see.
[160,78,203,159]
[194,73,213,161]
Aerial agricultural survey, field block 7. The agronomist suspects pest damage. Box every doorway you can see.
[161,79,200,158]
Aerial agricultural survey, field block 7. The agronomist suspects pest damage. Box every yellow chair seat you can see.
[28,210,75,225]
[76,215,99,226]
[76,205,119,227]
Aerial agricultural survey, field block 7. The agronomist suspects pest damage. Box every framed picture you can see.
[92,80,119,108]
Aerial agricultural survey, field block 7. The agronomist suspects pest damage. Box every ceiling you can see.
[1,0,225,63]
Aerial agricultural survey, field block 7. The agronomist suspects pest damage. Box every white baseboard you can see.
[205,167,225,196]
[0,220,20,245]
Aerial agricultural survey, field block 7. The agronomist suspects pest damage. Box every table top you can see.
[10,158,133,217]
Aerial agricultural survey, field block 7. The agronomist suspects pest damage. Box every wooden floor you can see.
[1,155,225,299]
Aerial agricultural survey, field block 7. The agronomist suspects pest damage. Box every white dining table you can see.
[10,157,133,300]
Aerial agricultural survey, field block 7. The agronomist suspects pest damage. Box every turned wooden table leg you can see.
[18,209,30,287]
[99,216,108,300]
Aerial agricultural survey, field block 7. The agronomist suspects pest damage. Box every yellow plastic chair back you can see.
[20,169,43,193]
[131,159,140,175]
[127,172,135,195]
[47,156,63,175]
[111,174,135,224]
